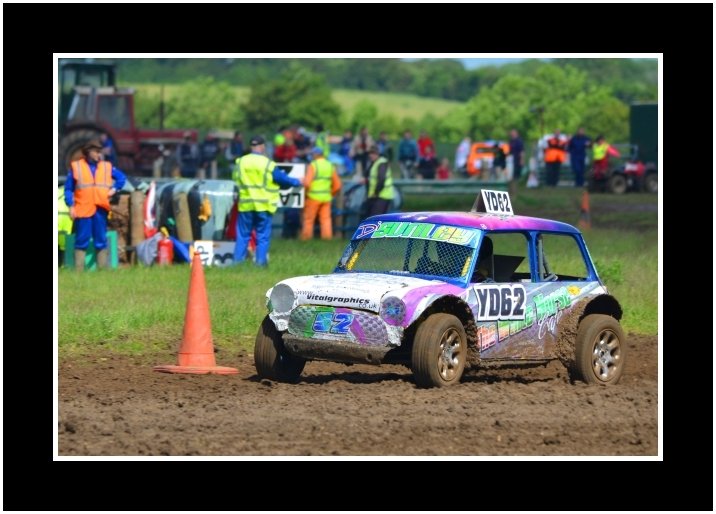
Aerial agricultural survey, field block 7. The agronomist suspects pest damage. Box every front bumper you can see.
[282,334,394,365]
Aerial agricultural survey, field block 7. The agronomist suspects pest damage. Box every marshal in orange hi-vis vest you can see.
[544,136,567,163]
[70,159,113,217]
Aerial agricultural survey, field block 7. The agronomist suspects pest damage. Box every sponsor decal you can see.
[478,284,577,350]
[534,286,572,339]
[364,221,479,246]
[355,223,379,238]
[305,292,372,307]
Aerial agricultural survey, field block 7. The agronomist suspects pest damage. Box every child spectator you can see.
[436,158,451,180]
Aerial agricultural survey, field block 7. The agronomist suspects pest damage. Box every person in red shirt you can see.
[417,130,435,160]
[273,133,297,162]
[436,158,451,180]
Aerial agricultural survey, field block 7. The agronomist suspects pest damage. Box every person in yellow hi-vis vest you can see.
[232,135,302,266]
[58,185,73,266]
[364,145,395,218]
[301,146,342,241]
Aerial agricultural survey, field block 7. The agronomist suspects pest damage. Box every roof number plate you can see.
[473,189,514,215]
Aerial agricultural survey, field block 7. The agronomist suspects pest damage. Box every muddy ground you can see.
[58,333,657,457]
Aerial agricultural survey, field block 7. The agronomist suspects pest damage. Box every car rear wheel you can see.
[608,174,627,194]
[411,313,467,388]
[254,315,306,383]
[644,172,658,194]
[574,314,625,385]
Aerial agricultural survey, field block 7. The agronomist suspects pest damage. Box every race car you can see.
[255,189,625,388]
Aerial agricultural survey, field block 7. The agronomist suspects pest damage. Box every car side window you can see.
[472,232,530,283]
[536,233,589,281]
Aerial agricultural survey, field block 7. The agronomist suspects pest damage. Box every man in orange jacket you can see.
[64,140,126,270]
[301,146,342,240]
[544,129,567,186]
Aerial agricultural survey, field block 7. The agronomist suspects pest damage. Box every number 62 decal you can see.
[312,312,355,334]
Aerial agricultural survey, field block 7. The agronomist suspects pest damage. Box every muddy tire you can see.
[59,129,102,172]
[574,314,625,385]
[644,172,658,194]
[411,313,467,388]
[608,173,627,194]
[254,315,305,383]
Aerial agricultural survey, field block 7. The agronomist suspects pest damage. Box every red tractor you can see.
[59,61,197,175]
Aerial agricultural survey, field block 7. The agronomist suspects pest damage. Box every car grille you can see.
[288,306,388,346]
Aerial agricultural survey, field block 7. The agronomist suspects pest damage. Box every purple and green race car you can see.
[255,190,625,388]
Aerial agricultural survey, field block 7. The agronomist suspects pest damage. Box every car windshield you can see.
[335,222,480,280]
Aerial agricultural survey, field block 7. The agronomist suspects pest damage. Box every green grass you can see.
[125,83,461,126]
[59,188,658,357]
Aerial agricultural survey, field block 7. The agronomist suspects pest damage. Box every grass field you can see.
[58,188,658,356]
[125,83,461,126]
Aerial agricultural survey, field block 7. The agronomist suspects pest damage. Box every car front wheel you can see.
[575,314,625,385]
[411,313,467,388]
[254,315,306,383]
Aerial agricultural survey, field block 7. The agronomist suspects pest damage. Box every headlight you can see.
[380,296,406,325]
[269,283,295,313]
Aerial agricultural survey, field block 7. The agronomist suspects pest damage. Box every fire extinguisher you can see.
[157,227,173,265]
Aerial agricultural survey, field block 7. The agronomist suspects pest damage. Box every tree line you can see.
[129,58,657,146]
[118,57,656,104]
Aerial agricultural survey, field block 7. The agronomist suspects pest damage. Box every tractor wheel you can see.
[644,173,658,194]
[254,315,306,383]
[411,313,467,388]
[59,129,101,172]
[608,173,627,194]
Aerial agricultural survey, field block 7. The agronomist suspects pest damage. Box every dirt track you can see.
[58,334,657,456]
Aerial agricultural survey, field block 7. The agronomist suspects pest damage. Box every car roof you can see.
[363,211,581,235]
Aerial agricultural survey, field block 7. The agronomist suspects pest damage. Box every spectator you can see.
[176,132,200,178]
[544,129,567,187]
[349,126,375,178]
[376,131,394,162]
[99,132,116,165]
[416,145,438,180]
[273,132,297,163]
[455,136,471,176]
[225,130,245,163]
[199,133,220,179]
[64,140,127,271]
[567,127,591,187]
[58,185,73,266]
[313,123,330,156]
[364,145,395,217]
[397,130,419,179]
[301,146,342,241]
[160,144,180,177]
[339,129,354,175]
[436,158,451,180]
[417,130,435,160]
[508,129,525,182]
[591,134,620,181]
[232,136,302,266]
[294,126,312,163]
[492,143,507,180]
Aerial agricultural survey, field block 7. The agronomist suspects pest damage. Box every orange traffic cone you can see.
[578,190,591,230]
[154,253,238,375]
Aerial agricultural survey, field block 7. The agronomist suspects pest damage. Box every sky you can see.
[458,58,527,69]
